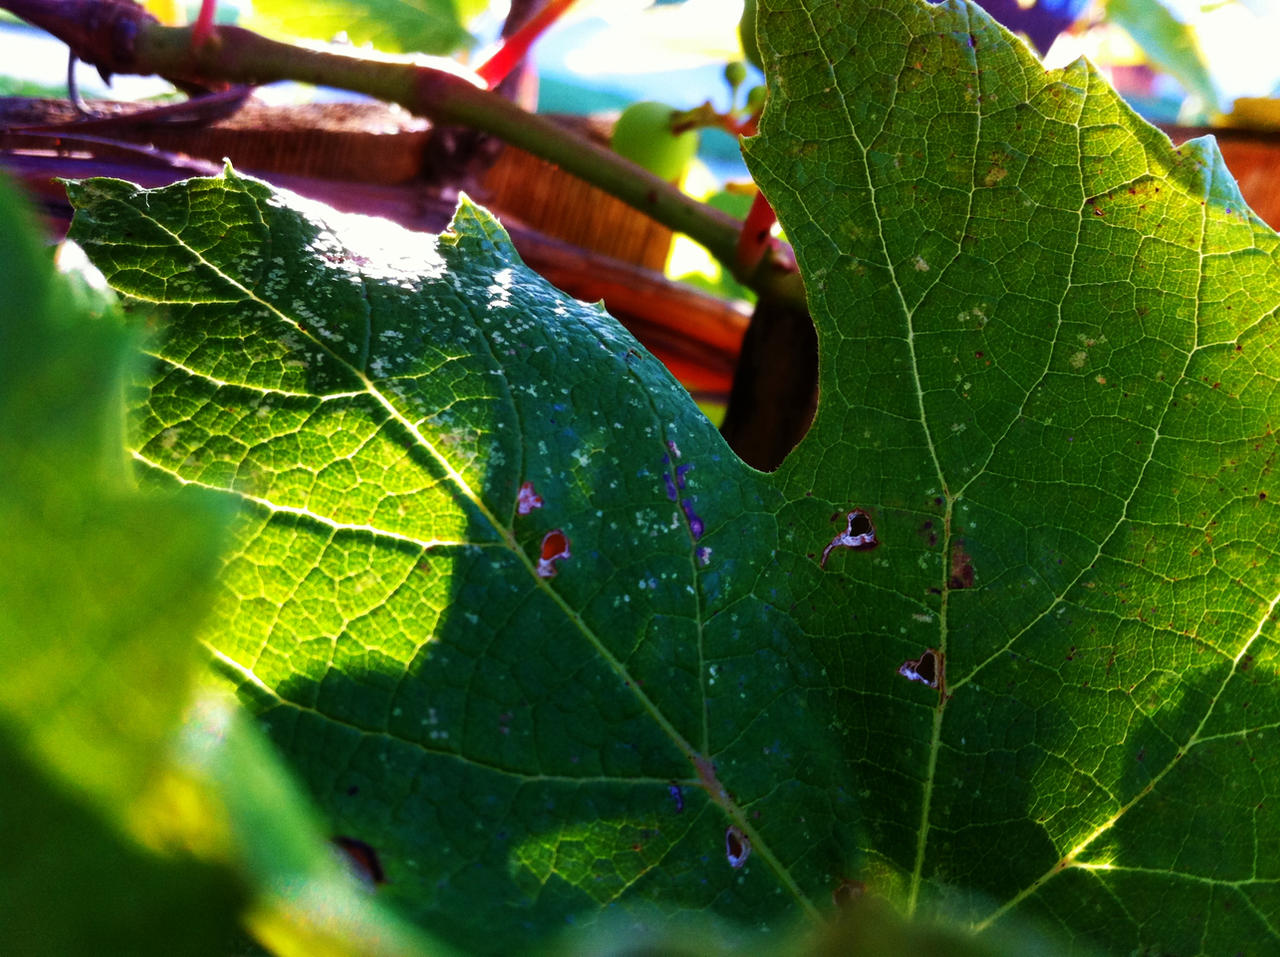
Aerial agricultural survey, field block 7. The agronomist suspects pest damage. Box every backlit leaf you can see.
[745,0,1279,948]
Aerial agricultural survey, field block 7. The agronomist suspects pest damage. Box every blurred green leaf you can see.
[0,730,246,957]
[1104,0,1221,116]
[64,0,1280,953]
[0,173,450,956]
[169,693,453,957]
[249,0,483,56]
[798,893,1073,957]
[0,174,245,954]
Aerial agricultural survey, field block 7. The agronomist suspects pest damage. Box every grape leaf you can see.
[66,169,851,950]
[744,0,1280,948]
[63,0,1280,951]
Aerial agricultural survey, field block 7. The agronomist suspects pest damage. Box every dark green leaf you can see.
[0,730,246,957]
[745,0,1279,949]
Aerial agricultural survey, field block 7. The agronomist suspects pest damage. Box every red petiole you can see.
[736,189,787,274]
[476,0,576,90]
[191,0,217,48]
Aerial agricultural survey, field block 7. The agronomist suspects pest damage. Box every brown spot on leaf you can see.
[949,542,974,589]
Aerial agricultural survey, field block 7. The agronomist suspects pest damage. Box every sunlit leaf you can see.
[746,0,1278,947]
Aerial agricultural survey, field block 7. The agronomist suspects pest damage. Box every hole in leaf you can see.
[821,509,879,567]
[898,649,942,691]
[332,836,386,887]
[536,529,570,578]
[718,297,817,471]
[516,480,544,515]
[725,826,751,868]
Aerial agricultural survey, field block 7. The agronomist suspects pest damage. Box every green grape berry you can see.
[724,60,748,92]
[610,101,699,183]
[745,85,766,115]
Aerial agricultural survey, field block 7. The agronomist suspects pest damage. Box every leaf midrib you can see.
[787,0,963,912]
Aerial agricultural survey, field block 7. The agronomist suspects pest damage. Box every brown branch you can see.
[3,0,157,80]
